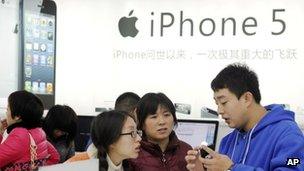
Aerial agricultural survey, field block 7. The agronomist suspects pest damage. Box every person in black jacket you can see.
[43,105,78,163]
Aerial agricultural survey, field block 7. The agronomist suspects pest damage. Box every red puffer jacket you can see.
[129,132,192,171]
[0,127,60,170]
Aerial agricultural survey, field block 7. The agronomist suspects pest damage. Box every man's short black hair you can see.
[114,92,140,113]
[211,63,261,103]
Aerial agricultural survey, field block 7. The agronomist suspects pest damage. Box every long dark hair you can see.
[90,110,134,171]
[43,105,78,147]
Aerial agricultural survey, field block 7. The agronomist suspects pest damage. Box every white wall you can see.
[0,0,303,152]
[53,0,304,119]
[0,0,19,99]
[1,0,304,124]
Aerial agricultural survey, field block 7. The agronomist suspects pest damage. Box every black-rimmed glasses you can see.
[120,130,142,138]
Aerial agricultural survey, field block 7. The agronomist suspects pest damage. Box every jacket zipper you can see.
[161,153,166,163]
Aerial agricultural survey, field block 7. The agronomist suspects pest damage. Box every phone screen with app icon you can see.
[21,0,56,109]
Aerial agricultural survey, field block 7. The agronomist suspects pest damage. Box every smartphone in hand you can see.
[200,142,215,158]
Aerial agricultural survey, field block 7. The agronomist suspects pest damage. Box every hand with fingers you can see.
[185,147,206,171]
[199,145,233,171]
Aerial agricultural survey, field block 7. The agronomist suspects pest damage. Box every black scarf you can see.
[6,121,42,134]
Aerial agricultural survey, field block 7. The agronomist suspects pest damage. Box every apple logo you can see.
[118,10,139,37]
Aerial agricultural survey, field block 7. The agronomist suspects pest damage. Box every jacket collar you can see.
[141,131,180,156]
[7,122,26,134]
[6,121,41,134]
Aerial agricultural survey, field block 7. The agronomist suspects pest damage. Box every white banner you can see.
[52,0,304,118]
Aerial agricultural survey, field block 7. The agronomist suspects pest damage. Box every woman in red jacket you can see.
[129,93,192,171]
[0,90,59,170]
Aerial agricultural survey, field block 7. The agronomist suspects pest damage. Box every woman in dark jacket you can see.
[129,93,192,171]
[43,105,78,163]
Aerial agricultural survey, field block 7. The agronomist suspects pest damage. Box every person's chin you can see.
[131,146,141,158]
[228,122,237,129]
[155,134,170,141]
[225,119,234,128]
[224,120,231,126]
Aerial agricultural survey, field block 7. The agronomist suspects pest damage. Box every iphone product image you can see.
[20,0,56,109]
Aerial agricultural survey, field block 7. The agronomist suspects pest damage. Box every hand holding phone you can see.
[199,141,215,158]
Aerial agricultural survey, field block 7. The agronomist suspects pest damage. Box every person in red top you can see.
[0,90,59,170]
[129,92,192,171]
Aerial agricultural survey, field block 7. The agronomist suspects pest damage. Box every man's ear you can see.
[243,92,254,107]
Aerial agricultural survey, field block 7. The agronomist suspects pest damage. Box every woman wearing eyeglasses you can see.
[129,93,192,171]
[91,110,142,171]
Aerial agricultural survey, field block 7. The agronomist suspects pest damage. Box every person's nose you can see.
[217,105,224,116]
[137,135,142,142]
[157,115,165,125]
[135,132,142,142]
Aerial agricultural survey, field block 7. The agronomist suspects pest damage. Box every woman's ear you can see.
[109,142,116,151]
[13,115,21,121]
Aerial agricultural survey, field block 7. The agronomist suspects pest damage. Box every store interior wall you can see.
[0,0,304,141]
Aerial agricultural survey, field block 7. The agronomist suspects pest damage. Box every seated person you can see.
[0,90,59,170]
[43,105,78,163]
[129,92,192,171]
[91,110,142,170]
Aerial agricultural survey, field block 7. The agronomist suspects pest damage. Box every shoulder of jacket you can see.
[178,140,192,150]
[7,128,30,142]
[9,127,28,135]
